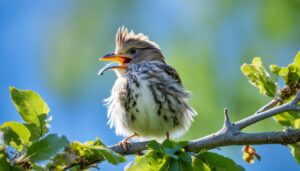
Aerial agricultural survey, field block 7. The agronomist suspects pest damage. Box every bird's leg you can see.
[166,132,170,140]
[119,133,139,151]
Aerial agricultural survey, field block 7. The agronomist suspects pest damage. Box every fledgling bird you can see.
[99,26,197,148]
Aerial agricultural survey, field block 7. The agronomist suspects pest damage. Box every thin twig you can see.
[223,108,232,128]
[255,98,282,114]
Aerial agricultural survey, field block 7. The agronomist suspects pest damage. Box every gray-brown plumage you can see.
[99,26,197,144]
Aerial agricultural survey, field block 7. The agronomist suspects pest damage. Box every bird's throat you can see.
[115,67,128,77]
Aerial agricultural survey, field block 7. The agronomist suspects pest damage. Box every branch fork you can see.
[220,108,238,135]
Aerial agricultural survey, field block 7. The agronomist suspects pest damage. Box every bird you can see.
[98,26,197,149]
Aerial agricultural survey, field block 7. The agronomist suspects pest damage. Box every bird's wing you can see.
[159,64,182,85]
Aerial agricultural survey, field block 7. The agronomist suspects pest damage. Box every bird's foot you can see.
[119,140,132,151]
[119,133,139,151]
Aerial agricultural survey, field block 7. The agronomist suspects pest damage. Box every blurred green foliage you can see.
[43,0,300,141]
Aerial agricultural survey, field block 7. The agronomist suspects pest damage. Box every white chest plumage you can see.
[104,61,197,140]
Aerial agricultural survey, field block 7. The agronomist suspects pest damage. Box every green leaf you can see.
[31,163,45,171]
[93,147,126,165]
[0,146,11,170]
[23,123,42,142]
[69,138,126,166]
[25,134,69,162]
[197,152,245,171]
[272,51,300,85]
[127,140,192,171]
[293,51,300,69]
[177,158,194,171]
[273,111,297,126]
[293,51,300,77]
[273,95,300,127]
[269,64,281,75]
[192,156,211,171]
[0,121,31,151]
[10,87,50,139]
[278,66,300,84]
[162,140,189,159]
[147,140,164,153]
[241,57,276,97]
[0,146,22,170]
[178,151,192,163]
[10,86,49,124]
[168,158,179,171]
[278,67,289,83]
[45,149,77,170]
[292,119,300,129]
[126,151,168,171]
[290,144,300,165]
[162,140,188,149]
[252,57,262,66]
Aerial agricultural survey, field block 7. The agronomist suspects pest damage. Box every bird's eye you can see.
[128,48,137,55]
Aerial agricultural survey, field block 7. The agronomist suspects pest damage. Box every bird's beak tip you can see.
[98,53,131,64]
[98,53,116,61]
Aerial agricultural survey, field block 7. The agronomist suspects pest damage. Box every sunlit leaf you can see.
[192,156,211,171]
[93,147,126,165]
[10,86,49,124]
[0,121,31,151]
[290,144,300,165]
[10,87,50,138]
[69,138,126,166]
[292,119,300,129]
[272,51,300,85]
[274,111,296,126]
[270,64,281,75]
[293,51,300,69]
[241,57,276,97]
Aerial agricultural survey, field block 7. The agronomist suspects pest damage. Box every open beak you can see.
[98,53,131,76]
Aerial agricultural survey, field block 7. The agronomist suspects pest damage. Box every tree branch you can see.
[108,91,300,155]
[186,129,300,152]
[235,91,300,130]
[255,98,282,114]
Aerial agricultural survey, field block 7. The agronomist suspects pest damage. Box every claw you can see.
[119,139,132,151]
[118,133,139,151]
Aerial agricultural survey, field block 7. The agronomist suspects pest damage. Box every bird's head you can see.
[98,26,164,76]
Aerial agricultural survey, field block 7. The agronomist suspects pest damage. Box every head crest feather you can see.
[115,26,160,50]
